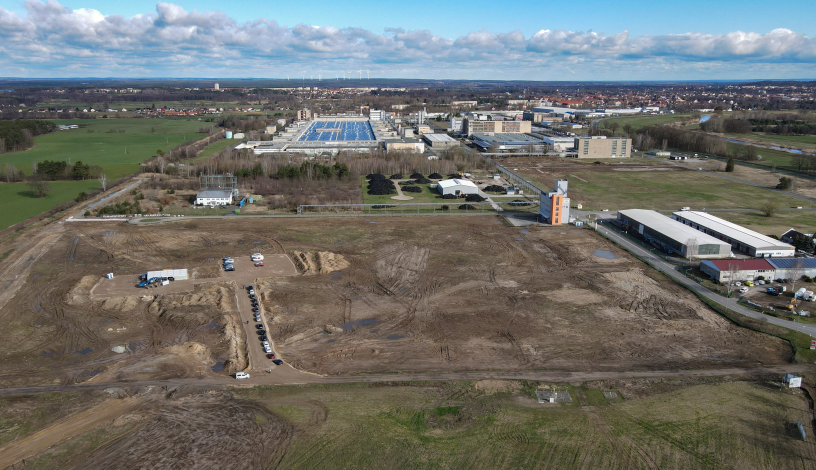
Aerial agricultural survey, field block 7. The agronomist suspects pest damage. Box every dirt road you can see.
[0,396,142,469]
[0,364,809,397]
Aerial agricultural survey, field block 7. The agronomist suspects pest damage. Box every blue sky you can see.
[0,0,814,79]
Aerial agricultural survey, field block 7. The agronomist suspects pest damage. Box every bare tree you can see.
[685,237,699,263]
[725,262,740,301]
[789,257,807,301]
[98,173,108,192]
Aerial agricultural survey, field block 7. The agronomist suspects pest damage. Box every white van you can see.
[251,253,264,261]
[235,372,250,379]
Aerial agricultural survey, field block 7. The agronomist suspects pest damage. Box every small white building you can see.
[437,179,479,196]
[195,189,234,206]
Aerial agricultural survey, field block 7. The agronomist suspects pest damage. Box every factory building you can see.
[699,259,776,283]
[539,179,570,225]
[469,133,547,152]
[296,108,311,121]
[463,118,531,136]
[437,179,479,196]
[617,209,732,259]
[539,136,576,152]
[574,136,631,158]
[369,109,386,121]
[672,211,794,258]
[422,133,459,149]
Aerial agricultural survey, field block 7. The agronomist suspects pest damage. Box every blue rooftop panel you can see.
[767,258,816,269]
[298,121,375,142]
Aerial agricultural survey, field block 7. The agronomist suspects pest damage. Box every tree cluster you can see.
[0,120,56,153]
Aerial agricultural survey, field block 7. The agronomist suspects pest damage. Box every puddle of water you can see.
[41,350,56,357]
[515,238,525,241]
[204,319,220,332]
[699,115,711,123]
[332,277,340,281]
[77,348,93,355]
[253,241,263,244]
[369,221,377,224]
[211,361,224,372]
[370,329,379,333]
[384,334,405,340]
[520,229,529,233]
[593,249,617,259]
[342,318,379,331]
[327,339,336,343]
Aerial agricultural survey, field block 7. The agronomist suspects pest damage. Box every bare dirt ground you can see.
[0,216,793,389]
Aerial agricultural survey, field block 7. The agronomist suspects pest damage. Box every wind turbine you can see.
[301,71,306,82]
[287,74,289,81]
[318,74,322,81]
[357,70,362,80]
[366,69,370,79]
[348,71,352,80]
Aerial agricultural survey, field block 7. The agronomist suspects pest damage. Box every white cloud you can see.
[0,1,814,78]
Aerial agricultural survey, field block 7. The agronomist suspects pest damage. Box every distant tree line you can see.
[35,160,100,180]
[0,120,56,153]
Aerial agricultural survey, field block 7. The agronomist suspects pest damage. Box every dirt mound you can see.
[292,251,350,275]
[475,380,522,395]
[163,341,212,362]
[100,295,140,312]
[543,286,605,305]
[65,275,99,305]
[221,314,249,373]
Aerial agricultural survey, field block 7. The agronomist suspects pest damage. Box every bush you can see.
[75,191,88,202]
[465,194,485,202]
[402,186,422,193]
[803,275,813,283]
[755,276,765,281]
[777,177,793,190]
[167,189,175,194]
[84,210,91,217]
[441,205,449,211]
[428,173,443,179]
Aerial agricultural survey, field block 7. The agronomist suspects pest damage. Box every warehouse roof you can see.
[673,211,793,251]
[703,259,775,271]
[767,258,816,269]
[196,189,233,198]
[437,179,477,189]
[618,209,730,248]
[422,134,457,142]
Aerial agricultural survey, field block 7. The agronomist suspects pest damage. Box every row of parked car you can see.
[248,285,283,366]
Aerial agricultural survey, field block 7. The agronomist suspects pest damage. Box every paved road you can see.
[82,178,147,211]
[0,364,809,396]
[589,219,816,337]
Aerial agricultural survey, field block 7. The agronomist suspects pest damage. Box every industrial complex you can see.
[617,209,733,259]
[673,211,794,258]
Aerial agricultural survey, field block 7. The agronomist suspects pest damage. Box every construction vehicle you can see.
[137,277,161,288]
[786,298,798,310]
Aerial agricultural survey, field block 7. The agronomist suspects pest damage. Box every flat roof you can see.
[471,133,543,144]
[422,134,456,142]
[438,179,477,188]
[673,211,794,251]
[618,209,730,248]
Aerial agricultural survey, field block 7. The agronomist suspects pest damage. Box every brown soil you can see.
[0,216,792,388]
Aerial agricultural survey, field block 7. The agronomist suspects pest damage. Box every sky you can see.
[0,0,815,80]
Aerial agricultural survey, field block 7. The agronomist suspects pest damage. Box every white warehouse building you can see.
[617,209,732,259]
[672,211,794,258]
[437,179,479,197]
[195,189,234,206]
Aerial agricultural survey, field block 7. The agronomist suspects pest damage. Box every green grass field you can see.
[228,378,815,469]
[601,113,700,130]
[362,178,446,205]
[194,138,236,160]
[536,168,805,213]
[0,180,100,229]
[0,118,208,180]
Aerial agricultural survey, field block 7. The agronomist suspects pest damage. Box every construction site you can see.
[0,199,813,468]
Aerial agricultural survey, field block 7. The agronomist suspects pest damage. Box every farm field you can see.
[0,118,208,180]
[195,138,236,160]
[600,113,700,130]
[3,377,814,469]
[502,156,806,214]
[0,180,100,229]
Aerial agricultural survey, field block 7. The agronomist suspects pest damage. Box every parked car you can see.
[256,329,265,335]
[272,359,283,365]
[246,285,253,291]
[255,323,264,329]
[734,281,742,287]
[255,262,264,267]
[235,372,250,379]
[259,335,267,341]
[267,353,275,359]
[739,287,749,294]
[252,253,264,261]
[223,258,234,264]
[224,265,235,272]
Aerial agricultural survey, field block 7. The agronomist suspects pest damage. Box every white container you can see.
[106,273,114,279]
[162,280,170,286]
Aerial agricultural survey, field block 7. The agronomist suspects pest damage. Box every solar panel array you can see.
[767,258,816,269]
[298,121,375,142]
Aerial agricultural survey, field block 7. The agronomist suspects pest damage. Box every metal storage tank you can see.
[225,131,233,139]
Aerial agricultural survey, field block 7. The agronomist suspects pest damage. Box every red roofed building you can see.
[699,258,775,283]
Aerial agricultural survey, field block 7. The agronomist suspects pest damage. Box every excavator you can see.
[786,298,798,311]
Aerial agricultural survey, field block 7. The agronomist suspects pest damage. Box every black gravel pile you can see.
[368,177,397,195]
[465,194,485,202]
[389,173,403,179]
[458,204,478,210]
[414,176,432,184]
[410,172,424,179]
[484,185,506,193]
[442,194,457,199]
[366,173,386,180]
[447,173,460,179]
[428,173,443,180]
[402,186,422,193]
[372,204,396,209]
